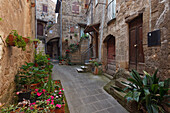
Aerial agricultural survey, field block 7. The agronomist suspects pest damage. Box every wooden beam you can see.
[92,26,99,34]
[88,32,94,38]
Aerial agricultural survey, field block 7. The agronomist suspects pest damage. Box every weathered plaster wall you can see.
[0,0,35,104]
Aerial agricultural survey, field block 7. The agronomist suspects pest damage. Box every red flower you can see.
[48,58,50,60]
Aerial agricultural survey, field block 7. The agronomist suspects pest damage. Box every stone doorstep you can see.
[76,68,84,73]
[103,73,113,80]
[81,66,88,69]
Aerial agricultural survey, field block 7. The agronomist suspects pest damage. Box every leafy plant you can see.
[74,33,78,37]
[0,18,2,21]
[113,70,170,113]
[5,30,26,51]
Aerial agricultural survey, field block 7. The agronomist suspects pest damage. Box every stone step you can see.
[76,68,84,73]
[81,66,88,69]
[110,85,126,101]
[106,69,115,76]
[107,64,116,70]
[103,73,113,80]
[85,63,92,65]
[115,78,131,92]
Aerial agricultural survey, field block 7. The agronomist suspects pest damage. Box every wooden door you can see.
[129,15,144,71]
[107,37,115,63]
[37,23,43,36]
[106,37,116,76]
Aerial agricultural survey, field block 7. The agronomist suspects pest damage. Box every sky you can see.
[51,0,57,4]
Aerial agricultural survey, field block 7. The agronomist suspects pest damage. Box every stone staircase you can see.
[104,69,141,113]
[106,62,116,76]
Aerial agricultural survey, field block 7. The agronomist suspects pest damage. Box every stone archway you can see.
[47,38,60,59]
[103,35,116,76]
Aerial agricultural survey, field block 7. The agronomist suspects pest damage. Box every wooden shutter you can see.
[72,2,79,14]
[43,5,47,12]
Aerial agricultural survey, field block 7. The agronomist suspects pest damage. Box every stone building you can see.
[84,0,169,79]
[36,0,56,54]
[55,0,88,59]
[0,0,35,104]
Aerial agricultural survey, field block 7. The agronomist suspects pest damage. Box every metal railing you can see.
[81,45,94,64]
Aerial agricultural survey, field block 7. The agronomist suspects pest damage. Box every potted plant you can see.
[5,30,18,46]
[23,37,30,43]
[65,39,68,42]
[93,62,99,75]
[5,30,27,51]
[74,33,78,37]
[32,39,40,48]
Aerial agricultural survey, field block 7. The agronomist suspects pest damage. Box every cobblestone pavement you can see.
[52,64,129,113]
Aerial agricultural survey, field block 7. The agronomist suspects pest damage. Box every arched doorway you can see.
[47,38,60,59]
[104,35,116,76]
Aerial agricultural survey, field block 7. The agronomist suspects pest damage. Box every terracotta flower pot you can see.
[31,3,35,7]
[23,37,30,43]
[33,41,38,48]
[6,34,16,46]
[30,83,40,89]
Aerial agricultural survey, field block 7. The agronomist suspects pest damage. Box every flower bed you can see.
[0,52,69,113]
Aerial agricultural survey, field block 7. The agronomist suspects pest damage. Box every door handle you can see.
[134,44,137,47]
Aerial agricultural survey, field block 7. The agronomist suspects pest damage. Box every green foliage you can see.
[5,30,27,51]
[81,33,89,40]
[0,18,2,21]
[113,69,170,113]
[35,51,49,67]
[74,33,78,37]
[68,43,79,53]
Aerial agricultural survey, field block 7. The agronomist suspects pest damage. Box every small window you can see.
[43,5,48,13]
[72,2,79,14]
[108,0,116,19]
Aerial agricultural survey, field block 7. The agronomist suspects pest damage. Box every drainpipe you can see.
[35,0,37,39]
[99,0,106,62]
[59,0,62,58]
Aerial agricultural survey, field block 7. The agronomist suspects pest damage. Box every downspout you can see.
[59,0,62,57]
[99,0,106,62]
[35,0,37,39]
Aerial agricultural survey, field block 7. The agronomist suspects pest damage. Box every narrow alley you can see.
[52,64,128,113]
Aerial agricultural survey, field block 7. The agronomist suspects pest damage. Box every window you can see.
[95,0,98,6]
[72,2,79,14]
[80,27,85,38]
[108,0,116,20]
[43,5,48,12]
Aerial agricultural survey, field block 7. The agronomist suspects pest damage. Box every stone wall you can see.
[0,0,35,104]
[100,0,169,79]
[36,0,56,23]
[57,0,87,56]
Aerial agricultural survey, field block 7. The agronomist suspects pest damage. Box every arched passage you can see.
[47,38,60,59]
[103,35,116,76]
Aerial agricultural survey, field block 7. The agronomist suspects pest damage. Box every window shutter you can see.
[43,5,48,12]
[72,2,79,14]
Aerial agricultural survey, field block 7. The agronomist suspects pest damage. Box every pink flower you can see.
[35,89,38,92]
[32,102,36,105]
[51,100,54,102]
[42,89,46,93]
[56,104,62,108]
[16,92,20,95]
[30,107,33,110]
[37,92,42,96]
[46,99,50,102]
[51,96,54,99]
[51,101,54,105]
[58,91,62,94]
[62,88,64,91]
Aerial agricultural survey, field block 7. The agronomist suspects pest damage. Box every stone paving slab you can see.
[52,65,129,113]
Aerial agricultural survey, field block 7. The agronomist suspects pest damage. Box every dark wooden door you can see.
[106,37,116,76]
[107,37,115,63]
[129,15,144,71]
[37,23,43,36]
